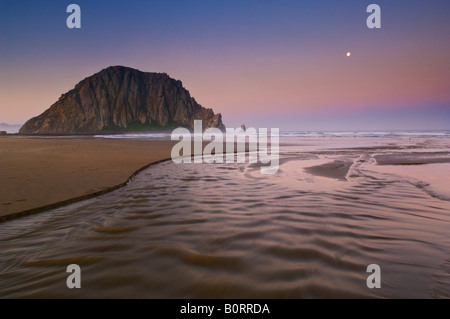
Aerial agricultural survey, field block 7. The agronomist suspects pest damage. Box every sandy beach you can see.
[0,137,176,220]
[1,136,450,298]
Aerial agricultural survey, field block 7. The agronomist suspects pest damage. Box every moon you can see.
[346,52,351,57]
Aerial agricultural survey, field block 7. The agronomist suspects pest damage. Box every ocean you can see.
[93,130,450,139]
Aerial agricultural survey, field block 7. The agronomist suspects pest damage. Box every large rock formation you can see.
[20,66,225,134]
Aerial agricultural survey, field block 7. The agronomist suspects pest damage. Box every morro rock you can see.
[19,66,225,134]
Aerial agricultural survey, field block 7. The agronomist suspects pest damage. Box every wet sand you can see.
[304,160,353,181]
[1,136,450,298]
[374,152,450,165]
[0,137,176,220]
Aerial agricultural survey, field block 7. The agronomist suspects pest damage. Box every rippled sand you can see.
[1,137,449,298]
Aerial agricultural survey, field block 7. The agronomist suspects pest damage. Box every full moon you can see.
[346,52,351,57]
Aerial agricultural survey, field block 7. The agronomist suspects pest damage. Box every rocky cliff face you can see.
[20,66,225,134]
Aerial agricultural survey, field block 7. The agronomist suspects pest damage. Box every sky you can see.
[1,0,449,130]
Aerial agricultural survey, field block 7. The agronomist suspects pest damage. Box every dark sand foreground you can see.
[0,137,176,220]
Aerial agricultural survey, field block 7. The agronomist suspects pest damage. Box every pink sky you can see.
[1,1,449,129]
